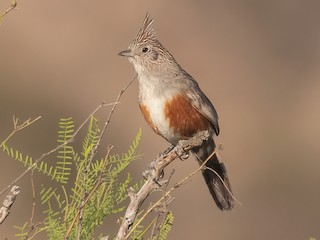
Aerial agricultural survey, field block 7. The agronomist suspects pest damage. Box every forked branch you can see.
[114,130,210,240]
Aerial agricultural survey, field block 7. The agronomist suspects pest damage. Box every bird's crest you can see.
[133,13,156,45]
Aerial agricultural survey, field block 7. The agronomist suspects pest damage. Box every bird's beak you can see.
[118,49,133,57]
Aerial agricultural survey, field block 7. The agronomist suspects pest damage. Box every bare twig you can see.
[114,130,210,240]
[72,146,113,240]
[0,116,41,150]
[22,170,45,240]
[27,170,36,237]
[0,185,20,224]
[72,75,136,240]
[30,170,36,223]
[84,74,136,172]
[65,175,103,239]
[0,103,116,197]
[205,164,240,205]
[149,168,175,239]
[0,0,17,22]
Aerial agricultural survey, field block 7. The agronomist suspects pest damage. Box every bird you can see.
[119,13,234,210]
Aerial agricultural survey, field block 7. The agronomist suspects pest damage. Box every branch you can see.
[0,185,20,224]
[0,75,136,237]
[68,75,136,240]
[114,130,210,240]
[81,74,136,193]
[0,102,116,197]
[65,146,113,240]
[125,140,221,239]
[0,0,18,23]
[0,116,41,150]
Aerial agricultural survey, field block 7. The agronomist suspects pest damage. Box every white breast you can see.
[138,74,180,142]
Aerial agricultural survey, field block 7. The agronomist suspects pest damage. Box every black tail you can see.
[192,138,234,210]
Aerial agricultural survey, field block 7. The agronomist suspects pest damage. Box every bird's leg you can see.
[175,146,190,161]
[162,143,190,160]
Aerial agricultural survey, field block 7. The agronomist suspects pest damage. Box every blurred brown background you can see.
[1,0,320,239]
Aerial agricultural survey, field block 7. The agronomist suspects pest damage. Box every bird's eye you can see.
[142,47,149,53]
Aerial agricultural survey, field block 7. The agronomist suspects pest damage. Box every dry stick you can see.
[30,170,36,222]
[126,144,241,239]
[205,165,240,206]
[0,103,116,197]
[140,217,158,239]
[25,170,36,239]
[0,116,42,151]
[65,175,103,239]
[71,75,137,240]
[74,145,114,240]
[124,142,218,240]
[23,170,46,240]
[0,186,20,224]
[114,130,210,240]
[149,168,175,239]
[0,0,17,20]
[63,144,114,229]
[82,74,136,176]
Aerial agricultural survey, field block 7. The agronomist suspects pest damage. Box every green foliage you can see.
[3,116,143,239]
[55,117,74,184]
[1,117,75,184]
[129,211,174,240]
[156,211,174,240]
[3,115,174,239]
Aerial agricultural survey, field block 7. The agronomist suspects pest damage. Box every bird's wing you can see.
[187,87,220,136]
[179,74,220,136]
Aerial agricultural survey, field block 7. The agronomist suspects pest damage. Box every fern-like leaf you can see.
[157,211,174,240]
[4,114,145,239]
[55,117,75,184]
[81,116,100,159]
[1,144,62,182]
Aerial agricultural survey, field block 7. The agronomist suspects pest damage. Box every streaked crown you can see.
[119,13,178,75]
[132,13,157,46]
